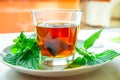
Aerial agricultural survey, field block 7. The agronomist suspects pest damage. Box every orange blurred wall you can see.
[0,0,80,33]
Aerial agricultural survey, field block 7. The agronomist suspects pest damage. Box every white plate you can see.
[0,45,109,77]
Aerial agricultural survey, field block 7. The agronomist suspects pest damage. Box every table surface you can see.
[0,28,120,80]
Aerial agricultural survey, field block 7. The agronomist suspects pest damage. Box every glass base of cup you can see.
[42,57,68,66]
[40,55,74,70]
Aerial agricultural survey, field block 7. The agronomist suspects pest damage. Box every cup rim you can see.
[31,9,83,13]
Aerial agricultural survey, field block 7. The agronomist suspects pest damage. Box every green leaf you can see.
[75,28,112,66]
[110,37,120,43]
[75,47,98,65]
[3,32,40,70]
[10,31,27,54]
[76,47,95,58]
[87,50,120,65]
[3,49,39,70]
[74,46,120,67]
[95,50,120,62]
[65,57,86,69]
[84,29,103,49]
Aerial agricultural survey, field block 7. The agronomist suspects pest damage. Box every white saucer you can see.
[1,58,108,77]
[0,45,109,77]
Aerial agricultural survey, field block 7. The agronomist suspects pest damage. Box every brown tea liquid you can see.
[36,22,78,58]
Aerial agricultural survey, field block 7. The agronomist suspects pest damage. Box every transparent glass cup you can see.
[32,9,82,69]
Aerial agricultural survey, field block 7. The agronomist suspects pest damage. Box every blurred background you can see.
[0,0,120,33]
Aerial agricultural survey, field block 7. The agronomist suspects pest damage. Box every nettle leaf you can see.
[87,50,120,65]
[69,48,120,68]
[3,32,40,70]
[13,31,26,44]
[84,29,103,49]
[10,31,27,54]
[95,50,120,62]
[3,54,20,65]
[65,57,86,69]
[3,49,39,70]
[66,28,120,69]
[110,36,120,43]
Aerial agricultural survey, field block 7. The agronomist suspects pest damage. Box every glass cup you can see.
[32,9,82,69]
